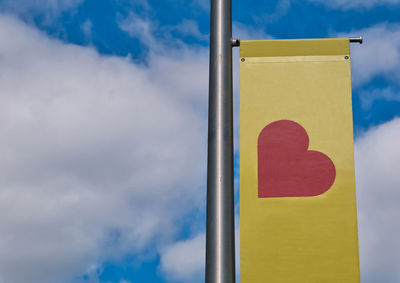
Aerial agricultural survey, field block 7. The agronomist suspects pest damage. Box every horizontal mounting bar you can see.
[232,37,363,47]
[349,36,363,44]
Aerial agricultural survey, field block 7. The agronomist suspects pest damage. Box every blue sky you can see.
[0,0,399,282]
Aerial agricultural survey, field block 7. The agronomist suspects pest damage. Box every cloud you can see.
[170,19,208,42]
[119,12,209,50]
[0,14,208,282]
[160,233,205,282]
[335,23,400,88]
[119,12,158,49]
[355,118,400,283]
[257,0,291,23]
[358,87,400,109]
[81,19,93,41]
[309,0,400,10]
[233,22,271,41]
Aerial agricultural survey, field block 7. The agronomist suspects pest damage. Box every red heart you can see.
[257,120,336,198]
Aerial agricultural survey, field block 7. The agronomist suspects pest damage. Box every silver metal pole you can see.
[205,0,235,281]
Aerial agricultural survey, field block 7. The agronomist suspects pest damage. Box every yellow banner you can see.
[240,39,360,282]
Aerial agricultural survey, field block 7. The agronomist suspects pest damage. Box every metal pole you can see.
[205,0,235,281]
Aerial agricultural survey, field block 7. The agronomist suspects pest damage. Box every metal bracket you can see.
[231,38,240,47]
[350,36,363,44]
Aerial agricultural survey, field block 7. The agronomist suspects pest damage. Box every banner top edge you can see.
[239,38,350,58]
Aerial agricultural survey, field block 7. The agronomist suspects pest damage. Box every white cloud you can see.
[235,215,240,282]
[119,12,209,52]
[81,19,93,40]
[160,233,205,282]
[171,19,208,42]
[233,22,271,41]
[336,23,400,88]
[309,0,400,10]
[359,87,400,109]
[257,0,291,23]
[119,12,158,49]
[0,14,208,282]
[355,118,400,283]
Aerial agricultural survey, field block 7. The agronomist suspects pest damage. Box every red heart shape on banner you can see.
[257,120,336,198]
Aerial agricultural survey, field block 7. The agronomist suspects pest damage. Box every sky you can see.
[0,0,399,282]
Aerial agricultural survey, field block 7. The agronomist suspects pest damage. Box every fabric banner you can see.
[240,39,360,282]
